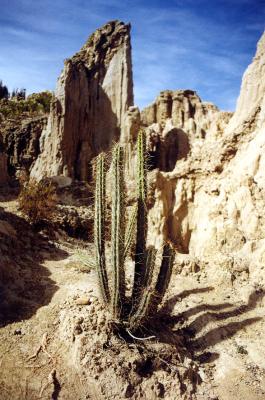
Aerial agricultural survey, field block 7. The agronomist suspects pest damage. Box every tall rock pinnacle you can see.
[226,30,265,134]
[31,20,133,181]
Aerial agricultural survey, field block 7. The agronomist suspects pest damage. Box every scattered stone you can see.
[75,297,91,306]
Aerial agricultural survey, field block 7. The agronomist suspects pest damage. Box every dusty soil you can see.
[0,194,264,400]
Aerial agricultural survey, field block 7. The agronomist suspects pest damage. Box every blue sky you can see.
[0,0,264,111]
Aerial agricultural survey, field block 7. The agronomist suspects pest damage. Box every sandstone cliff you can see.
[148,31,265,278]
[31,20,133,181]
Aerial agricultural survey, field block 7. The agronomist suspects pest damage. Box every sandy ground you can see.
[0,197,264,400]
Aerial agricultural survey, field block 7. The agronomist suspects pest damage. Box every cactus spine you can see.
[94,131,175,333]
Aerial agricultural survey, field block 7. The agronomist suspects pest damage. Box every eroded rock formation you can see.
[148,31,265,276]
[141,90,232,171]
[31,20,133,181]
[1,116,47,177]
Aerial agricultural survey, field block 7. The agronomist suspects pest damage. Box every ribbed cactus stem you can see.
[153,243,175,312]
[137,130,147,201]
[129,290,154,331]
[124,203,137,259]
[129,246,157,329]
[129,244,175,331]
[142,246,157,289]
[131,130,148,305]
[94,153,110,304]
[111,144,126,320]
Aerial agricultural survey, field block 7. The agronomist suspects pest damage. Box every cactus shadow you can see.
[0,209,68,327]
[156,287,264,363]
[160,286,215,315]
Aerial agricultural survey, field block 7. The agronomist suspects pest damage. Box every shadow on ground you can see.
[0,208,68,327]
[156,286,264,364]
[125,286,264,398]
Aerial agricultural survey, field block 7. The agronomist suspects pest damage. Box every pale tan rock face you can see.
[31,20,133,181]
[122,106,141,184]
[141,89,232,140]
[148,30,265,270]
[226,31,265,134]
[141,90,232,172]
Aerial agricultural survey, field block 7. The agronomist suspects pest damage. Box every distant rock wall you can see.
[31,20,133,181]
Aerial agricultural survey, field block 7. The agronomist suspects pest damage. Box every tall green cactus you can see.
[94,130,175,333]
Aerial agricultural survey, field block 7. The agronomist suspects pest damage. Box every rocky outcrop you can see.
[31,20,133,181]
[1,116,47,177]
[141,90,232,172]
[148,31,265,275]
[141,90,230,137]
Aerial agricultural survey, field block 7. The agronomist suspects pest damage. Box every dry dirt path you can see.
[0,199,265,400]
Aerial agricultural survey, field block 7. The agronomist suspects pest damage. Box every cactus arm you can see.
[142,245,157,289]
[129,244,174,330]
[153,243,175,311]
[131,130,148,305]
[129,246,157,330]
[111,144,126,320]
[129,289,154,331]
[124,203,137,258]
[94,153,110,304]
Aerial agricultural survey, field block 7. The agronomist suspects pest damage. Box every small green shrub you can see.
[0,91,53,118]
[18,178,57,225]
